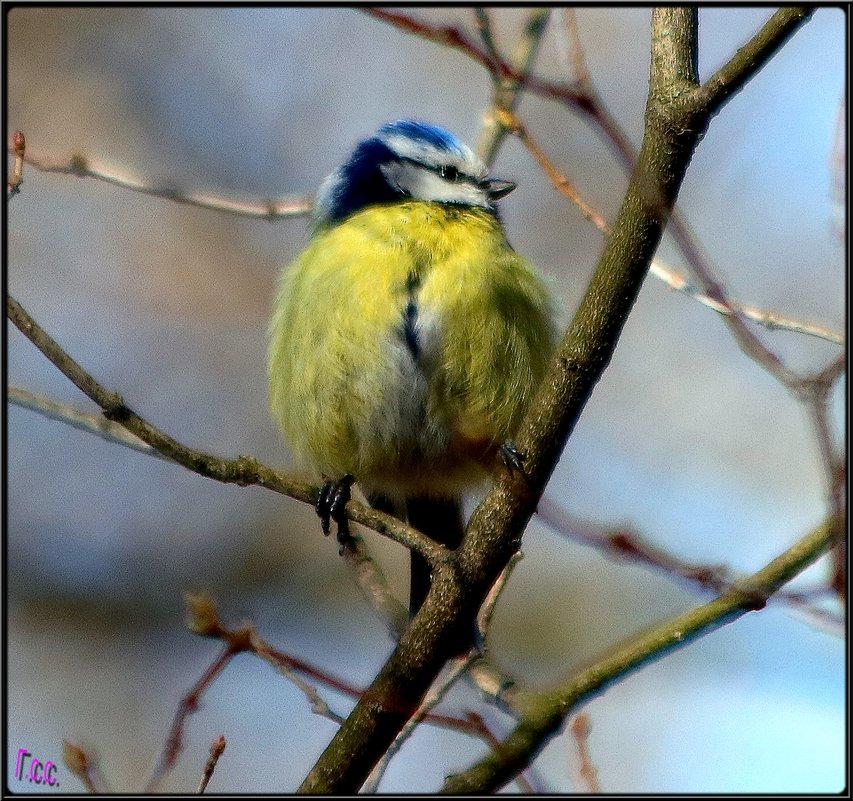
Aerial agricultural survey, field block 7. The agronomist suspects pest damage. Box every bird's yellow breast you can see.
[267,200,554,499]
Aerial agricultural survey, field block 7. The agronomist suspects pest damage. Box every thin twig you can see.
[499,107,844,347]
[145,644,238,793]
[151,590,518,791]
[8,146,313,219]
[339,533,409,639]
[648,259,844,346]
[148,593,347,791]
[475,8,552,167]
[497,107,609,230]
[7,130,25,197]
[362,8,591,113]
[473,8,502,89]
[197,735,226,794]
[537,496,844,636]
[8,385,163,458]
[477,550,524,646]
[569,713,601,793]
[830,91,845,242]
[362,649,480,792]
[189,592,510,740]
[248,622,500,739]
[250,634,348,725]
[62,740,110,794]
[554,9,590,86]
[666,210,807,394]
[803,354,847,600]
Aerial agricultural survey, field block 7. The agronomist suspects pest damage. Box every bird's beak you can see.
[486,177,517,200]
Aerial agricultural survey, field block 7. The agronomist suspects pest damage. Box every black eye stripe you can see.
[397,156,478,185]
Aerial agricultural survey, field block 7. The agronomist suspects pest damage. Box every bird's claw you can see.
[499,440,528,479]
[316,474,355,547]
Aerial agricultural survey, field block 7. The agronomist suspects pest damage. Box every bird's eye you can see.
[439,164,460,182]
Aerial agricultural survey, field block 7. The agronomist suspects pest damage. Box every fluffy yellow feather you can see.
[268,200,554,504]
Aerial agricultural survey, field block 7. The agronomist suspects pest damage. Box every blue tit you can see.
[268,120,555,615]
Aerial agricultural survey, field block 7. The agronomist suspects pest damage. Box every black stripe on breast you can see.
[402,298,420,359]
[400,269,422,360]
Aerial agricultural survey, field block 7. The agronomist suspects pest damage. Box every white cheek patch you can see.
[380,161,490,208]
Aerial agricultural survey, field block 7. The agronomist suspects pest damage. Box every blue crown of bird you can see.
[267,120,555,618]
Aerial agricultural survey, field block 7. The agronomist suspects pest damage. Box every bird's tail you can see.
[405,495,465,616]
[366,492,465,617]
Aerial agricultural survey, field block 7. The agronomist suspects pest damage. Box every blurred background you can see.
[6,7,845,793]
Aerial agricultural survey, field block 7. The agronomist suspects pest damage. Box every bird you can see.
[267,120,555,619]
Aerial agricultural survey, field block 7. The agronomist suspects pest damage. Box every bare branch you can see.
[473,8,502,88]
[362,650,480,792]
[144,643,237,792]
[537,496,844,636]
[443,515,839,792]
[7,130,25,197]
[197,736,226,794]
[498,108,843,347]
[62,740,110,794]
[830,92,845,242]
[339,534,409,639]
[696,7,816,118]
[6,294,445,565]
[648,259,844,346]
[497,108,609,230]
[553,9,590,86]
[569,713,601,793]
[477,550,524,646]
[184,592,520,764]
[9,146,313,219]
[8,386,163,458]
[476,8,552,167]
[362,8,594,114]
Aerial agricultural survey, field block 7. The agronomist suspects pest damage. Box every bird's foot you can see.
[499,440,529,483]
[316,474,355,550]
